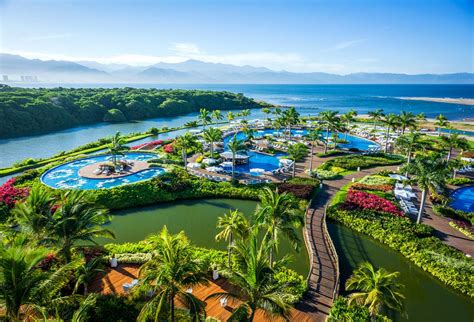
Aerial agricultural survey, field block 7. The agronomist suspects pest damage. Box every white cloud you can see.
[169,42,202,55]
[332,39,366,50]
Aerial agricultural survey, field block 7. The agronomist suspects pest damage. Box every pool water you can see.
[450,186,474,212]
[222,128,377,173]
[41,153,165,190]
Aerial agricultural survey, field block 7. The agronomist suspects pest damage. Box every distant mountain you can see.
[1,53,473,84]
[0,53,108,81]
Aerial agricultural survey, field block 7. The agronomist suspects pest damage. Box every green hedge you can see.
[432,205,473,225]
[328,297,390,322]
[447,177,474,186]
[328,207,474,297]
[320,153,405,171]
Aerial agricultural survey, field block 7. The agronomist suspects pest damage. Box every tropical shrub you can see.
[328,297,390,322]
[328,207,473,297]
[432,205,473,225]
[351,183,393,192]
[277,183,315,199]
[312,169,340,180]
[82,294,142,322]
[0,178,29,208]
[447,177,474,186]
[449,221,474,240]
[358,175,394,186]
[320,154,405,171]
[341,189,403,217]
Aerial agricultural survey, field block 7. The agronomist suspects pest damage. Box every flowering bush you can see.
[278,183,314,199]
[130,140,164,150]
[163,143,174,154]
[0,178,29,208]
[341,188,403,216]
[37,253,56,270]
[351,183,393,192]
[449,220,474,240]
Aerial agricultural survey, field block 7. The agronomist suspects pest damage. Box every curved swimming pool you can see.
[41,153,165,190]
[222,128,377,174]
[450,186,474,212]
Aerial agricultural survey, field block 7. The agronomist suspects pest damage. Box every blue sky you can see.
[0,0,472,74]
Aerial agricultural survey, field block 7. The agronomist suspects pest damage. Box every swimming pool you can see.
[41,153,165,190]
[222,128,377,174]
[450,186,474,212]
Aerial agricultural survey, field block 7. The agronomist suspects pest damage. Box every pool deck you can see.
[90,264,313,322]
[78,161,150,179]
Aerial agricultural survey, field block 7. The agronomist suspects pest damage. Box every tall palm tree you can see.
[206,230,294,321]
[107,131,128,166]
[226,111,235,123]
[240,109,251,118]
[395,133,429,170]
[305,128,324,172]
[261,107,272,122]
[434,114,449,136]
[319,110,340,153]
[202,128,223,158]
[211,109,223,122]
[416,112,426,122]
[12,183,55,237]
[282,107,300,139]
[49,190,115,262]
[403,157,449,223]
[138,227,208,322]
[0,236,80,320]
[215,209,249,269]
[175,132,200,169]
[368,109,384,132]
[227,134,247,180]
[381,114,400,153]
[74,257,105,296]
[198,108,211,128]
[255,187,304,268]
[287,143,308,177]
[341,110,358,141]
[346,262,404,318]
[398,111,417,134]
[440,133,469,161]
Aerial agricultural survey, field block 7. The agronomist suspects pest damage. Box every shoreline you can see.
[396,97,474,106]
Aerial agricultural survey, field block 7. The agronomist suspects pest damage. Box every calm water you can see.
[98,198,310,275]
[1,84,473,168]
[329,223,474,322]
[97,197,473,321]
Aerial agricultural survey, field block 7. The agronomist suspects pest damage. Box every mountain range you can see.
[1,53,473,84]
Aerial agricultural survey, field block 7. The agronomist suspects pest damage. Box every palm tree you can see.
[49,190,115,262]
[12,183,55,237]
[282,107,300,139]
[138,227,208,322]
[175,132,200,169]
[255,187,304,268]
[346,262,404,318]
[395,133,429,170]
[287,143,308,177]
[74,257,104,296]
[440,133,469,161]
[403,157,449,223]
[215,209,249,269]
[107,131,129,166]
[398,111,417,134]
[240,109,251,117]
[227,134,247,180]
[341,110,358,141]
[434,114,449,136]
[416,112,426,122]
[202,128,223,158]
[211,109,223,122]
[198,108,212,128]
[319,110,340,153]
[305,128,324,172]
[261,107,272,122]
[0,236,80,320]
[226,111,235,123]
[381,114,400,153]
[242,126,255,145]
[368,109,384,132]
[206,230,294,321]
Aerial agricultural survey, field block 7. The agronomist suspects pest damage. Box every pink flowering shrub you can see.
[341,188,404,217]
[131,140,164,150]
[0,178,29,208]
[163,143,174,154]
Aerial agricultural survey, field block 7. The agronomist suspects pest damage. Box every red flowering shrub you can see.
[278,183,314,199]
[37,253,56,270]
[351,183,393,192]
[163,143,174,154]
[0,178,29,208]
[341,188,403,216]
[131,140,164,150]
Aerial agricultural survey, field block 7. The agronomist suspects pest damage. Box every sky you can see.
[0,0,473,74]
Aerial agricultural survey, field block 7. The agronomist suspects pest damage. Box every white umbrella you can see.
[221,161,233,167]
[202,158,217,165]
[187,162,201,169]
[206,166,223,172]
[389,174,409,181]
[279,159,293,165]
[250,168,265,176]
[394,189,416,200]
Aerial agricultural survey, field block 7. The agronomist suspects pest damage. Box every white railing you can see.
[322,205,340,300]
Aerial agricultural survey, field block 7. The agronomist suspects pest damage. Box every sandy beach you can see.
[397,97,474,106]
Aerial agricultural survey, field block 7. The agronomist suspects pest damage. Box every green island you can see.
[1,104,473,322]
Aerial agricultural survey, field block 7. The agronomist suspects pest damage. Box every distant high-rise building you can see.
[2,75,8,81]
